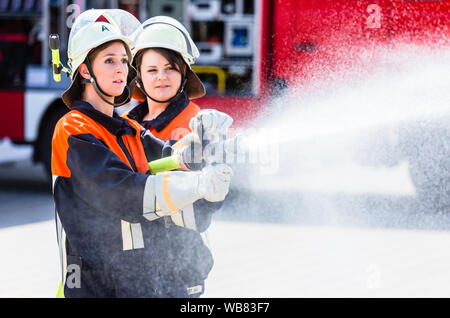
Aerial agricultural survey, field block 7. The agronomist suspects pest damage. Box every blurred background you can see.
[1,0,450,297]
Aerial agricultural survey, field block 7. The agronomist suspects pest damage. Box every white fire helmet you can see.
[62,9,141,108]
[131,16,205,101]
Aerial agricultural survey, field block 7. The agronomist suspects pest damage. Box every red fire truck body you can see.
[186,0,450,132]
[0,0,449,176]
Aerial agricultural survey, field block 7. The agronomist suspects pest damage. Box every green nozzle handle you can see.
[148,155,181,175]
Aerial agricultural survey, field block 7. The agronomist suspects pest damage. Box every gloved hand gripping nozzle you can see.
[148,110,242,174]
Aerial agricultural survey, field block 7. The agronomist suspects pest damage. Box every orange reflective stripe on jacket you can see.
[52,109,149,178]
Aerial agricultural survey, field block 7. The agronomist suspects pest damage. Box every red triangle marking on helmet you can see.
[95,15,109,23]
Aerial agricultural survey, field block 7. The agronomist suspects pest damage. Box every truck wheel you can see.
[37,105,68,182]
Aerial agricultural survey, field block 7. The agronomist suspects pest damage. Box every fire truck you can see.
[1,0,449,206]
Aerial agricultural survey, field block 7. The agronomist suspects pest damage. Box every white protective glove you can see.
[189,109,234,145]
[151,163,233,215]
[171,109,234,170]
[198,164,233,202]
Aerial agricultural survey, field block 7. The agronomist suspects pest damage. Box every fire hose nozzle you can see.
[148,134,246,175]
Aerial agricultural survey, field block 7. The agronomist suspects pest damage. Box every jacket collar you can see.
[127,92,190,132]
[72,100,136,136]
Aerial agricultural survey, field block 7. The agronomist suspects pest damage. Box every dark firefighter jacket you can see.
[51,100,213,298]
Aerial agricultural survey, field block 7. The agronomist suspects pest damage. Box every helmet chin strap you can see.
[136,75,187,104]
[81,57,131,107]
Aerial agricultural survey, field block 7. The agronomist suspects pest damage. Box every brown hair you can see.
[135,47,186,76]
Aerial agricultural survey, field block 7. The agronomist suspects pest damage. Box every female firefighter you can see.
[52,9,233,298]
[123,16,232,244]
[125,16,212,141]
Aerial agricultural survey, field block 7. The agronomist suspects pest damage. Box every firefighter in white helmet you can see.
[61,9,140,108]
[52,9,233,298]
[122,15,234,298]
[131,16,205,106]
[124,16,231,140]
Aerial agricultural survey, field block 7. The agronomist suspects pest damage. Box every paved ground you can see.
[205,220,450,297]
[1,160,450,298]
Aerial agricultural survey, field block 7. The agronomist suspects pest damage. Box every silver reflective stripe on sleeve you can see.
[201,230,212,252]
[54,175,68,289]
[143,211,161,221]
[181,204,196,230]
[56,211,68,287]
[143,175,162,221]
[169,204,197,230]
[121,220,145,250]
[143,175,156,212]
[52,175,58,194]
[144,201,170,221]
